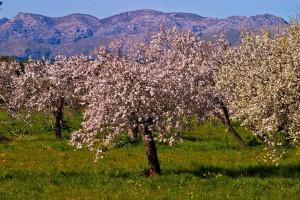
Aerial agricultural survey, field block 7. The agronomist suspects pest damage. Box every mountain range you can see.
[0,9,288,59]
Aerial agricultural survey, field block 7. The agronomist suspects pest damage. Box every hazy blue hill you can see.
[0,9,288,59]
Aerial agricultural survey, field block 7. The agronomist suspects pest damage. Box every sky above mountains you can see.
[0,0,299,20]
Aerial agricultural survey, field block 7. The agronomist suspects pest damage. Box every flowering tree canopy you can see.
[0,58,21,113]
[70,29,233,175]
[10,56,90,138]
[215,24,300,161]
[147,28,246,146]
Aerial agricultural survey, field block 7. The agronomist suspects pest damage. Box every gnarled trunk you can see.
[54,96,64,139]
[218,100,246,147]
[141,119,161,176]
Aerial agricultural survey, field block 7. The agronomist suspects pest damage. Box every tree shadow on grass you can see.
[165,164,300,178]
[182,135,200,142]
[0,134,11,143]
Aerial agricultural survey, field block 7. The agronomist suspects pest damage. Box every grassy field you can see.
[0,110,299,199]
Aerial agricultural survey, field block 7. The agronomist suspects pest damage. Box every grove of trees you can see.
[0,22,299,175]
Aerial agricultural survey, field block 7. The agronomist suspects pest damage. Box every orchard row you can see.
[0,24,299,175]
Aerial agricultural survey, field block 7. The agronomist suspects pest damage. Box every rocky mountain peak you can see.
[0,10,289,59]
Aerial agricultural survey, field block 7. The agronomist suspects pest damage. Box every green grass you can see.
[0,111,299,199]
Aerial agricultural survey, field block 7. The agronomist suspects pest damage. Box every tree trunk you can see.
[54,96,64,139]
[141,119,161,176]
[217,99,246,148]
[128,126,139,142]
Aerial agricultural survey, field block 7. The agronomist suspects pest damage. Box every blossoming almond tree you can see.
[215,24,300,161]
[10,56,89,138]
[70,34,214,175]
[70,29,237,175]
[71,53,166,176]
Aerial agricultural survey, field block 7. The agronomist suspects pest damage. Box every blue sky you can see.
[1,0,299,20]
